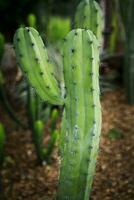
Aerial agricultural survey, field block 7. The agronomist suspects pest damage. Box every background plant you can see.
[119,0,134,104]
[0,122,6,167]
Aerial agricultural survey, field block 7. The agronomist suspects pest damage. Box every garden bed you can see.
[1,90,134,200]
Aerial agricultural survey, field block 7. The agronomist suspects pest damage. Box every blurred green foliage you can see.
[119,0,128,27]
[108,5,119,54]
[0,0,79,41]
[0,71,5,85]
[27,13,37,28]
[0,123,6,166]
[107,128,123,140]
[47,16,71,42]
[0,33,5,61]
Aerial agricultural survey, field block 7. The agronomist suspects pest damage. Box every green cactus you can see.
[50,108,59,131]
[27,13,37,29]
[0,123,6,166]
[47,16,71,43]
[107,7,119,54]
[75,0,104,45]
[43,129,58,162]
[13,27,101,199]
[13,27,64,105]
[27,84,41,127]
[57,29,101,199]
[33,118,58,163]
[33,120,45,162]
[27,85,58,163]
[27,84,44,163]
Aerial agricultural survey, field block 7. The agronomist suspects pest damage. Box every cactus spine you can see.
[75,0,104,45]
[13,27,101,199]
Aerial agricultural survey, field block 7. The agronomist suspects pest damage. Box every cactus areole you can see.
[14,27,102,200]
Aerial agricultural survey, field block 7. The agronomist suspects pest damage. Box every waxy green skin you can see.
[14,27,64,105]
[13,27,101,200]
[57,29,101,199]
[75,0,104,45]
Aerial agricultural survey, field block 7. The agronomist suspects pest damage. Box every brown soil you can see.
[1,90,134,200]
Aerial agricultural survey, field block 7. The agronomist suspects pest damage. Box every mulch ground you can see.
[0,90,134,200]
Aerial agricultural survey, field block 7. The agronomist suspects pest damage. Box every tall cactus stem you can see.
[75,0,104,45]
[57,29,101,199]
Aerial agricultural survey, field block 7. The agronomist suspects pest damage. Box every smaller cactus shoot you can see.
[75,0,104,45]
[27,13,37,29]
[13,27,64,105]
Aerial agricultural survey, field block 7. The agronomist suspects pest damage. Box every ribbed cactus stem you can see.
[75,0,104,45]
[58,29,101,199]
[13,27,64,105]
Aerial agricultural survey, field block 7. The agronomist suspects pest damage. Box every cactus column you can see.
[13,27,101,200]
[14,27,64,106]
[58,29,101,199]
[75,0,104,45]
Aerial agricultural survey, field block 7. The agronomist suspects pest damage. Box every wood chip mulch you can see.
[1,90,134,200]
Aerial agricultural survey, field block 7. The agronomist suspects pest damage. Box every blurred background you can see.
[0,0,134,200]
